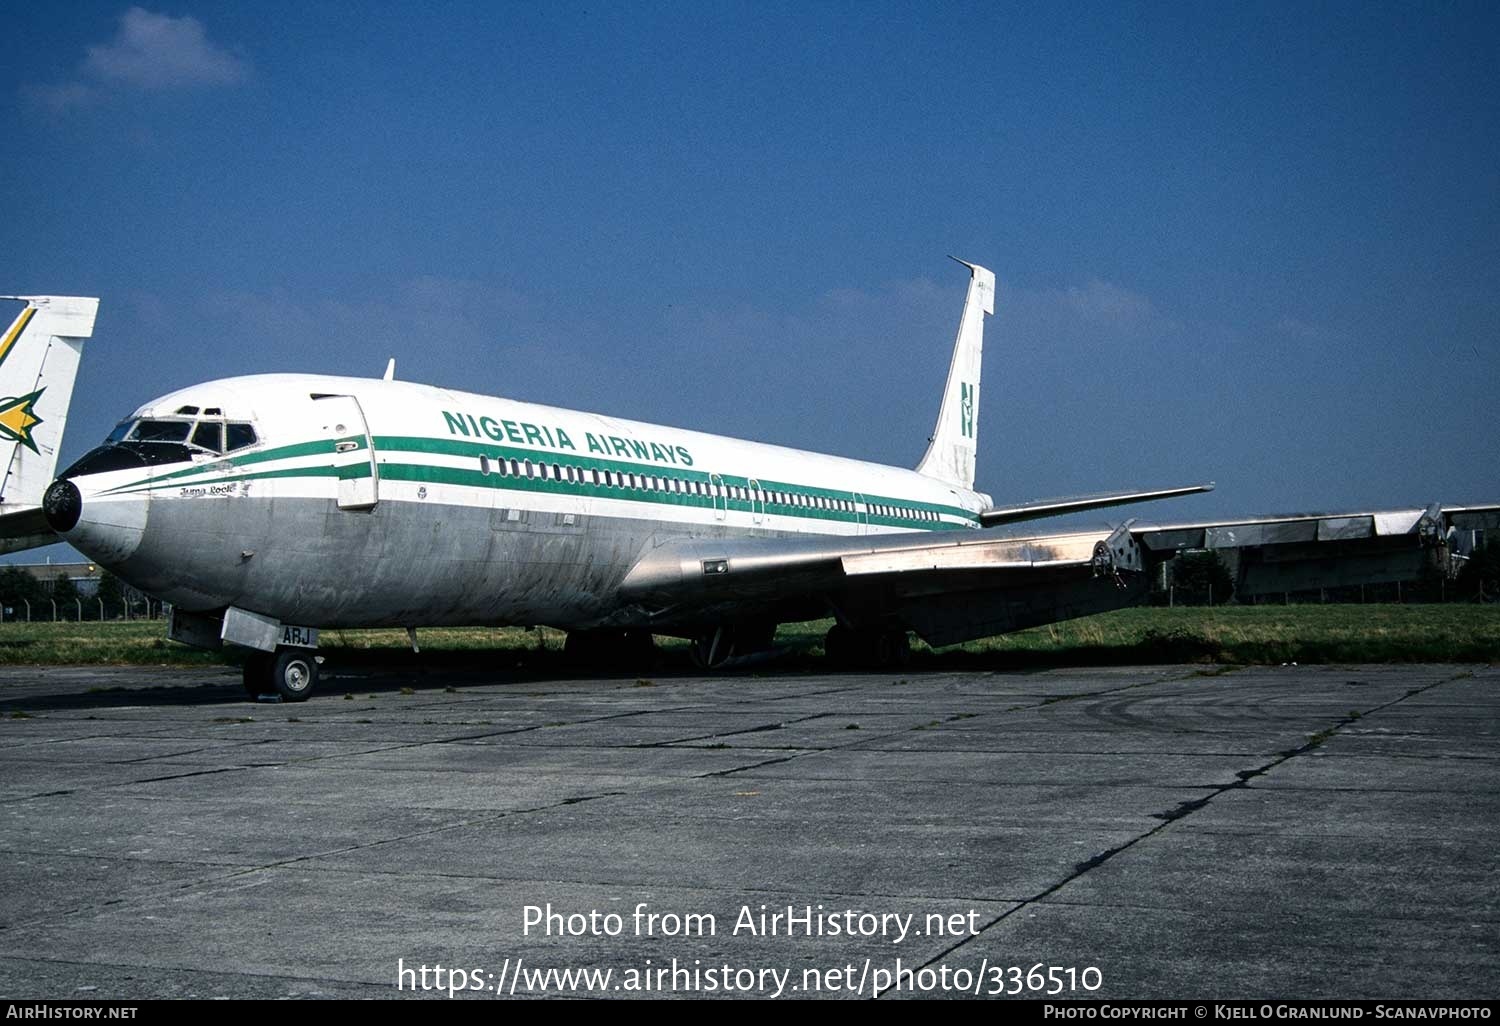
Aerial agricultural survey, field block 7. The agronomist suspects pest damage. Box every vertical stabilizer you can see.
[0,295,99,511]
[915,258,993,491]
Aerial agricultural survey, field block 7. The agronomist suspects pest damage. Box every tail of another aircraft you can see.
[0,295,99,552]
[915,258,993,492]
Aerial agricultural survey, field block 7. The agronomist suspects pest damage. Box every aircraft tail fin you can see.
[0,295,99,517]
[915,258,993,491]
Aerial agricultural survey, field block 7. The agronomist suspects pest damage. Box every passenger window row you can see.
[479,456,714,495]
[872,502,938,522]
[473,454,940,522]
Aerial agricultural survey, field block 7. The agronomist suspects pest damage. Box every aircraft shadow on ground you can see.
[0,636,1253,715]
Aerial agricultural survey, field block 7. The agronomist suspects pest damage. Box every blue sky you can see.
[4,2,1497,562]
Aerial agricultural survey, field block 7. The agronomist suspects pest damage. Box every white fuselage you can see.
[55,373,991,632]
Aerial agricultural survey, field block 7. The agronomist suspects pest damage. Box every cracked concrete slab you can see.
[0,662,1493,999]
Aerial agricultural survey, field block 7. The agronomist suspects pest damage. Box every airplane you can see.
[0,294,98,553]
[1,262,1491,701]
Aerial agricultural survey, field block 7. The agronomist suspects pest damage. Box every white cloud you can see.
[23,81,97,115]
[1059,280,1159,327]
[25,7,247,112]
[187,278,604,405]
[1273,316,1348,343]
[84,7,247,89]
[1000,279,1179,342]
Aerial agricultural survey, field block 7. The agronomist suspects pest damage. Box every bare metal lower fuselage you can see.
[104,491,798,633]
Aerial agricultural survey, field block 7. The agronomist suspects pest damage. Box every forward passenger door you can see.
[313,394,379,511]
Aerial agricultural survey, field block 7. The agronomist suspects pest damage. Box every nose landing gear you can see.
[243,647,320,702]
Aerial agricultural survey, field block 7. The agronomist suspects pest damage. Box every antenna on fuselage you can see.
[382,358,396,381]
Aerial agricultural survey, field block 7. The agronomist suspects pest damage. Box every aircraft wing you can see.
[618,501,1498,649]
[979,483,1214,527]
[619,521,1150,647]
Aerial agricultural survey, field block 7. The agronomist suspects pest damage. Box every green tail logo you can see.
[0,388,45,453]
[960,382,975,439]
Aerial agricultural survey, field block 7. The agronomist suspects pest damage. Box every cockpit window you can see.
[105,417,259,454]
[191,422,224,452]
[131,420,192,443]
[225,423,257,451]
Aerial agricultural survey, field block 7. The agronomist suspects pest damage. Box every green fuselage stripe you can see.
[99,437,348,495]
[373,435,977,525]
[93,433,979,531]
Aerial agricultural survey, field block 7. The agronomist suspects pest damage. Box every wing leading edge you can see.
[979,483,1214,527]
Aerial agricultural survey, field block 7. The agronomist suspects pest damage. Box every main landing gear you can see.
[823,623,911,670]
[563,629,658,672]
[688,623,776,670]
[243,647,320,702]
[683,622,910,671]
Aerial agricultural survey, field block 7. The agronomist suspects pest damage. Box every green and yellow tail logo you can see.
[960,381,975,439]
[0,389,44,453]
[0,306,45,452]
[0,306,35,368]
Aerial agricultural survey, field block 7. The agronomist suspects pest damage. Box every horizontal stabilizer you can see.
[979,483,1214,528]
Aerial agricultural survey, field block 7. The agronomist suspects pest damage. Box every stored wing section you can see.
[1133,503,1500,598]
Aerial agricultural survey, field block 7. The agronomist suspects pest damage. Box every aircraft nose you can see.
[43,478,82,533]
[42,467,148,565]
